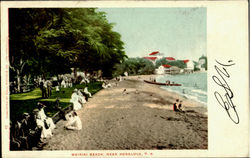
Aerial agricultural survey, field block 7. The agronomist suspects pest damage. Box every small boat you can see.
[144,80,182,86]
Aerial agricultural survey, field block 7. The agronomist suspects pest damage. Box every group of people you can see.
[173,99,183,112]
[10,102,56,150]
[39,79,53,98]
[10,101,84,150]
[70,87,92,111]
[60,78,73,89]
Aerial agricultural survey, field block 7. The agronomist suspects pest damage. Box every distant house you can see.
[184,60,194,73]
[143,56,158,64]
[197,58,206,71]
[166,57,176,61]
[144,51,164,64]
[162,64,172,74]
[149,51,164,58]
[169,66,181,74]
[183,59,189,64]
[155,65,165,74]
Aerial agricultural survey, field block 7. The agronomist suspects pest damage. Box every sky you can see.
[98,8,206,61]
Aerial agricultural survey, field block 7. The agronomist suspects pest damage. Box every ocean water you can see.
[156,72,207,104]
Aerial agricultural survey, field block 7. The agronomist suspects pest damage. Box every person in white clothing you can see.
[70,89,82,110]
[61,80,66,88]
[102,81,112,89]
[84,86,92,97]
[102,82,107,89]
[55,84,60,93]
[124,71,128,77]
[37,102,56,131]
[33,109,53,139]
[77,89,86,105]
[64,111,82,130]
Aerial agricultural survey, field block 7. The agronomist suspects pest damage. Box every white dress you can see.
[65,116,82,130]
[77,91,86,105]
[84,87,92,97]
[61,80,66,88]
[38,108,56,131]
[36,118,52,139]
[70,92,82,110]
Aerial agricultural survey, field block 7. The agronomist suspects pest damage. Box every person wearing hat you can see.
[37,102,56,132]
[36,113,53,139]
[64,111,82,130]
[20,108,47,149]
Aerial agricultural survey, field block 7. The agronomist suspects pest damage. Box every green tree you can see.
[199,55,207,70]
[155,58,187,69]
[114,58,155,76]
[9,8,127,91]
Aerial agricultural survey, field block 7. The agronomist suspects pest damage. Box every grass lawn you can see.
[10,82,103,120]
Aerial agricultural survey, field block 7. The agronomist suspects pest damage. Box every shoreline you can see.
[43,75,208,150]
[121,74,207,115]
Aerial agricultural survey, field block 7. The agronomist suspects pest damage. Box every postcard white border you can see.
[1,1,249,157]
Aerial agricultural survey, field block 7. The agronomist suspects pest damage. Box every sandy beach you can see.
[43,75,207,150]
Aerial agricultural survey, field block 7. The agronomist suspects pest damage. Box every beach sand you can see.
[43,75,207,150]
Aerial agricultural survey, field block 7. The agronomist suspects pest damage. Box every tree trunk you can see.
[16,69,21,93]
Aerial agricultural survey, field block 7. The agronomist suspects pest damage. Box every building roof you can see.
[183,60,189,64]
[166,57,176,61]
[149,51,160,56]
[162,64,172,68]
[144,57,157,60]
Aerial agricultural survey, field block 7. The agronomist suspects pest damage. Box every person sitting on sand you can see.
[119,75,122,81]
[102,82,107,89]
[106,82,112,88]
[178,101,183,111]
[173,99,179,112]
[102,82,112,89]
[64,111,82,130]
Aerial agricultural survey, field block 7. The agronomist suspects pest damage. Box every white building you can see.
[184,60,194,73]
[197,58,206,71]
[155,65,165,75]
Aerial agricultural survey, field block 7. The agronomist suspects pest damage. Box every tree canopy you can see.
[199,55,207,70]
[113,57,155,76]
[155,58,187,69]
[9,8,127,89]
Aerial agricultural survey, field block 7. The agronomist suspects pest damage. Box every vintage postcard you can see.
[1,1,249,157]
